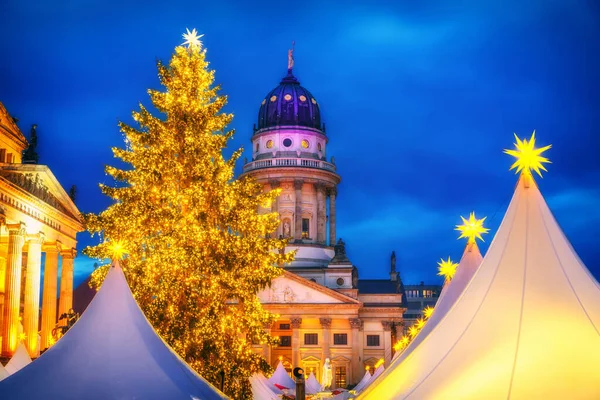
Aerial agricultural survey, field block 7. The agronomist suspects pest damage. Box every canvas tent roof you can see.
[268,360,295,389]
[360,176,600,399]
[4,342,32,375]
[0,260,227,399]
[0,363,9,381]
[306,371,321,394]
[352,370,373,394]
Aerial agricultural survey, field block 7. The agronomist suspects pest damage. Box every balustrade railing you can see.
[243,158,336,173]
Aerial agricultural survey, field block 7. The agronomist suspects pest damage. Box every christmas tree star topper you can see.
[437,257,459,281]
[504,131,552,178]
[182,28,203,49]
[455,212,489,244]
[108,240,127,260]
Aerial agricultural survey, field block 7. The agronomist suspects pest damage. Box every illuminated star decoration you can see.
[423,306,435,319]
[504,131,552,178]
[18,332,27,341]
[455,212,489,244]
[437,257,459,281]
[108,240,127,260]
[182,28,203,49]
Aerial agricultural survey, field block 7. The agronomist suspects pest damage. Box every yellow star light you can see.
[504,131,552,178]
[108,240,127,260]
[423,306,435,319]
[408,325,420,338]
[182,28,203,49]
[415,318,426,329]
[18,332,27,341]
[437,257,459,281]
[455,212,489,244]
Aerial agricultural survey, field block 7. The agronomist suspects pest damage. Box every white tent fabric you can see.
[306,372,321,394]
[4,342,32,375]
[268,360,295,389]
[351,370,373,394]
[256,373,281,394]
[0,260,227,399]
[383,241,483,377]
[0,363,9,381]
[360,176,600,399]
[249,374,279,400]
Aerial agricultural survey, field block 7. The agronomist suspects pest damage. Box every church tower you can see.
[241,46,341,277]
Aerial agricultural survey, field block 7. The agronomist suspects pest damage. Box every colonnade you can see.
[0,221,76,358]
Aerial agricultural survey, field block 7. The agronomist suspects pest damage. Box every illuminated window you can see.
[0,149,5,163]
[279,336,292,347]
[333,334,347,345]
[299,95,307,102]
[266,140,273,149]
[262,99,266,105]
[6,153,13,163]
[366,335,380,347]
[335,366,347,388]
[283,138,292,147]
[311,98,317,104]
[301,139,309,149]
[270,95,277,102]
[304,333,318,345]
[284,94,292,101]
[302,218,310,239]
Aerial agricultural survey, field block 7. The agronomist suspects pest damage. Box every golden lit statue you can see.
[288,41,295,71]
[321,357,333,390]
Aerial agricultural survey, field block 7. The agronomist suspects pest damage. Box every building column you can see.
[291,317,302,367]
[293,180,304,242]
[315,183,326,244]
[328,187,337,246]
[23,232,45,357]
[41,241,61,350]
[1,223,26,357]
[58,248,77,320]
[0,256,6,334]
[270,180,281,238]
[350,318,362,384]
[382,321,393,367]
[320,317,331,362]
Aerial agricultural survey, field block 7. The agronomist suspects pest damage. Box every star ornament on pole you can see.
[182,28,203,50]
[455,212,489,244]
[107,240,127,261]
[437,257,459,281]
[504,131,552,178]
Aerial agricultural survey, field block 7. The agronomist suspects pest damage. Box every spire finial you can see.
[287,41,295,73]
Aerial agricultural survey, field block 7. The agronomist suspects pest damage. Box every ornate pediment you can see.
[0,164,81,222]
[258,271,361,305]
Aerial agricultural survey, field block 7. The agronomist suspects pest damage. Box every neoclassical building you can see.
[242,59,407,388]
[0,102,83,360]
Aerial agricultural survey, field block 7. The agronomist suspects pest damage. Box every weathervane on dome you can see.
[288,40,295,73]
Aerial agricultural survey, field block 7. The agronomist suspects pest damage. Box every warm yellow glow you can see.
[423,306,435,319]
[375,358,385,368]
[365,365,370,371]
[18,332,26,341]
[415,318,426,329]
[182,28,203,49]
[108,240,127,260]
[408,325,420,338]
[437,257,459,281]
[504,131,551,178]
[455,212,489,244]
[279,355,283,361]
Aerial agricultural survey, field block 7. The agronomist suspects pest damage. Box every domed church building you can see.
[242,47,407,388]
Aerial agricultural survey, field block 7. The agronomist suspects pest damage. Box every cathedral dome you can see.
[257,71,322,132]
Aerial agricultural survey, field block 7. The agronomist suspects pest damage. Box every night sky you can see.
[1,0,599,288]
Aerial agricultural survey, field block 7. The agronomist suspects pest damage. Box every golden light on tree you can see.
[84,29,293,399]
[108,240,127,260]
[437,257,459,281]
[455,212,489,244]
[504,131,551,178]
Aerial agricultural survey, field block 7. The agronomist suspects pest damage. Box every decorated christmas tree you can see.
[85,29,293,398]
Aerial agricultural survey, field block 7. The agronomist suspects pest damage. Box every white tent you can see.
[360,176,600,399]
[0,363,9,381]
[0,260,227,399]
[4,342,32,375]
[306,371,321,394]
[351,370,373,394]
[249,374,279,400]
[268,360,295,390]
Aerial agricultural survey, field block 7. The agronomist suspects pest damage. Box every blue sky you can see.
[1,0,599,287]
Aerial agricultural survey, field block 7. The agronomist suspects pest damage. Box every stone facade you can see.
[0,101,83,360]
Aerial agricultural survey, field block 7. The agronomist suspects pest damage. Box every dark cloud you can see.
[1,0,598,287]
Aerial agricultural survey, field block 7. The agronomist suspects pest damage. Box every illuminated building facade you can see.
[242,59,408,387]
[0,102,83,360]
